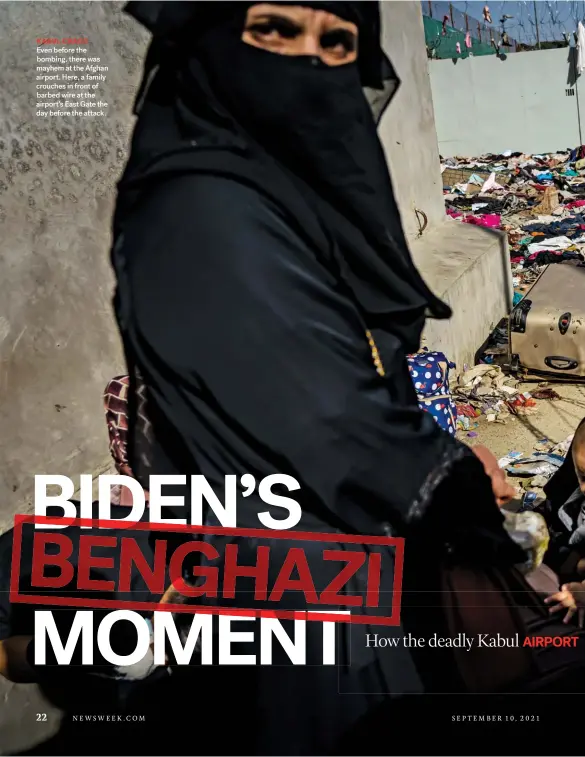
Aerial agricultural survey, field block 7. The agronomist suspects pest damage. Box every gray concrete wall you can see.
[411,222,513,371]
[0,1,149,532]
[0,5,149,751]
[379,1,511,370]
[379,1,446,238]
[430,46,582,156]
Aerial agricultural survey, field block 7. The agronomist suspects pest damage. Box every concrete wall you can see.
[0,2,149,532]
[430,46,583,156]
[380,1,446,238]
[0,5,150,752]
[412,222,512,371]
[379,1,512,371]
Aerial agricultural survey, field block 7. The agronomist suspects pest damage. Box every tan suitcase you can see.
[509,261,585,380]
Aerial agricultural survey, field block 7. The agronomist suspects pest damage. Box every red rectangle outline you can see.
[10,514,404,626]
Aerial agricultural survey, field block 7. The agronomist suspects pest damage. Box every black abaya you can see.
[111,173,523,754]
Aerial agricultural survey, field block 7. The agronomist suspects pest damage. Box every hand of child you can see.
[544,582,585,627]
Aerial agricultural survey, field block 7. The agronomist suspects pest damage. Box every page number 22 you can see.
[36,713,47,721]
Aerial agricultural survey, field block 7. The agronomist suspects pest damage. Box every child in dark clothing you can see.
[542,420,585,624]
[543,420,585,584]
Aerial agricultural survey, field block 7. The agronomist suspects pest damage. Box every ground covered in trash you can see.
[457,381,585,504]
[437,146,585,507]
[443,147,585,301]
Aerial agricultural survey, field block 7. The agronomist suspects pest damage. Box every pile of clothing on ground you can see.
[443,146,585,304]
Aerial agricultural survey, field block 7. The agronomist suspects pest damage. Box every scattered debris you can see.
[505,453,564,478]
[453,364,520,426]
[443,147,585,311]
[531,387,561,400]
[500,435,575,498]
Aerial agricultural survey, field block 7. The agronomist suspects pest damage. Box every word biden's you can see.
[35,474,302,530]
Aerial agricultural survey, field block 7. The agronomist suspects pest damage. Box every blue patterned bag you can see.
[407,350,457,435]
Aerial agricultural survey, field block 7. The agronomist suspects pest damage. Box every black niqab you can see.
[117,0,451,354]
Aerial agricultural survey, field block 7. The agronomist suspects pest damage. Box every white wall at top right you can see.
[429,46,585,157]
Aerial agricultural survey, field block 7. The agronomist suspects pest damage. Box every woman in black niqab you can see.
[111,3,523,753]
[117,0,449,357]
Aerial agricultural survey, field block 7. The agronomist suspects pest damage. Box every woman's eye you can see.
[321,29,357,55]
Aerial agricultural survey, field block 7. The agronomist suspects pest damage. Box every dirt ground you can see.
[456,381,585,500]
